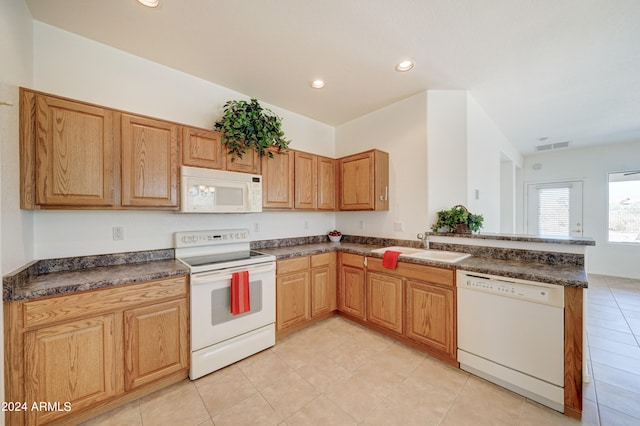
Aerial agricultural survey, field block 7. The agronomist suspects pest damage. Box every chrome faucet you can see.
[416,233,430,249]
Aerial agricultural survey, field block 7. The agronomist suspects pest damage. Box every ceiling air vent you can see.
[535,141,570,151]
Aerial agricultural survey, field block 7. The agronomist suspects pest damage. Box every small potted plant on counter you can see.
[214,98,290,161]
[328,230,342,242]
[431,205,484,234]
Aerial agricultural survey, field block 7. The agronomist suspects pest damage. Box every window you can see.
[609,171,640,243]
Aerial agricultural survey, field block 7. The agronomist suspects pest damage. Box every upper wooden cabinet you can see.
[317,156,336,211]
[338,149,389,211]
[26,92,117,207]
[21,89,179,210]
[261,148,295,209]
[294,151,317,210]
[226,148,261,174]
[121,114,179,208]
[181,127,225,169]
[261,149,336,211]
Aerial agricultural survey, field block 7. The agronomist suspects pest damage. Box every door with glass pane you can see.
[527,181,583,237]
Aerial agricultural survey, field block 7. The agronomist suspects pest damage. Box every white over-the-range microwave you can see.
[180,166,262,213]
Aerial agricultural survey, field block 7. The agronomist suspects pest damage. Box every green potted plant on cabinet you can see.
[431,205,484,234]
[214,98,291,161]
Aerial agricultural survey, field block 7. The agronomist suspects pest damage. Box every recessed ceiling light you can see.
[310,80,325,89]
[137,0,159,8]
[395,60,414,72]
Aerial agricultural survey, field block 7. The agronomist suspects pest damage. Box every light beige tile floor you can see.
[82,274,640,426]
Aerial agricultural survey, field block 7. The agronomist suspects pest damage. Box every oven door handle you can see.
[190,263,275,285]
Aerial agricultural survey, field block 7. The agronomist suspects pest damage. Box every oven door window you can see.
[210,279,263,325]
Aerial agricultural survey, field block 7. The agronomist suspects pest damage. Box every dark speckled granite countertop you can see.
[258,242,589,288]
[3,249,189,302]
[4,235,589,303]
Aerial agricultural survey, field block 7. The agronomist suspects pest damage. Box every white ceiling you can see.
[25,0,640,154]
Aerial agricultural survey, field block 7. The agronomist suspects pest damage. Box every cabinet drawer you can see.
[277,256,310,274]
[367,258,454,287]
[311,252,334,268]
[339,252,364,268]
[22,276,188,329]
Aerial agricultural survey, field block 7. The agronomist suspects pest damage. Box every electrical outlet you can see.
[360,220,365,230]
[254,222,260,232]
[393,222,404,232]
[304,220,309,229]
[112,226,124,241]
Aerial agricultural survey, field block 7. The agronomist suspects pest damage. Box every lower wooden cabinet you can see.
[24,314,118,425]
[310,252,337,316]
[124,299,188,390]
[366,272,403,333]
[4,276,189,425]
[339,256,456,364]
[337,253,366,320]
[405,279,455,356]
[276,252,337,334]
[276,257,311,331]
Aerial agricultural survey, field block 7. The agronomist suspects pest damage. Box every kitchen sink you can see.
[370,246,425,255]
[370,246,471,263]
[404,250,471,263]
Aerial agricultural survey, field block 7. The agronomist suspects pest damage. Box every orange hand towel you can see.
[230,271,250,315]
[382,250,401,269]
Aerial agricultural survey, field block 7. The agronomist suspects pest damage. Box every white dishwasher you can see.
[456,270,565,412]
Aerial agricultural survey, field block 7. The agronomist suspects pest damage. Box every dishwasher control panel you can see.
[457,270,564,307]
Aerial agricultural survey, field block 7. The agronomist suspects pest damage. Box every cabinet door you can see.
[405,280,455,356]
[24,314,118,425]
[366,272,404,333]
[338,151,374,210]
[338,149,388,211]
[124,299,188,390]
[317,156,336,210]
[121,114,179,207]
[34,94,116,206]
[262,149,294,209]
[294,151,317,210]
[338,264,366,319]
[226,148,261,174]
[310,253,337,317]
[182,127,224,169]
[276,271,310,330]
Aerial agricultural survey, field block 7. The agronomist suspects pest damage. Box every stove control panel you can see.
[175,229,250,248]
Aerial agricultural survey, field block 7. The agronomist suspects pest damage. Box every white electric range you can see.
[175,229,276,380]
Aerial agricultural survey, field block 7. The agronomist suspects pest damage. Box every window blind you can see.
[537,187,570,236]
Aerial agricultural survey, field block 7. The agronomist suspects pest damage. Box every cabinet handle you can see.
[379,186,388,201]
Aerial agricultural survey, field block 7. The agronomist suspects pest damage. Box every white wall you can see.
[426,91,468,224]
[524,141,640,279]
[1,0,34,274]
[334,90,522,237]
[30,22,336,259]
[466,94,523,233]
[334,92,428,239]
[1,1,34,422]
